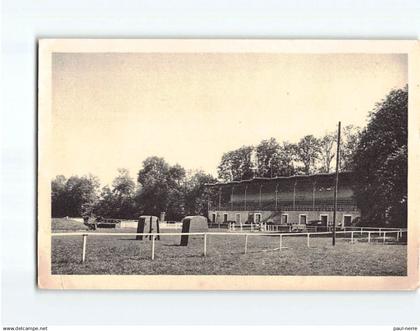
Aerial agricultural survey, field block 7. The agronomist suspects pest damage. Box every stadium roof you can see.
[204,171,353,187]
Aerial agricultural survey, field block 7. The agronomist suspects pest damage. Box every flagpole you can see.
[332,121,341,246]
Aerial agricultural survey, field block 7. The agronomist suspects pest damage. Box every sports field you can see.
[51,218,407,276]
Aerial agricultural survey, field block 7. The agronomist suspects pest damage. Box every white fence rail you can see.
[52,229,405,263]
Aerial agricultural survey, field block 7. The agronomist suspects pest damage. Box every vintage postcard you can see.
[38,39,420,290]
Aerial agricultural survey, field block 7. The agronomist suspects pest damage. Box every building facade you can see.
[205,172,361,228]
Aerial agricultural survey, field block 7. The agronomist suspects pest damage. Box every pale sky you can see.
[52,52,407,185]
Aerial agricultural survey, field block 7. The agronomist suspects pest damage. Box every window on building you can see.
[254,213,262,223]
[223,213,228,223]
[320,214,328,225]
[212,213,216,223]
[343,215,352,226]
[299,214,307,225]
[281,214,288,224]
[235,213,241,223]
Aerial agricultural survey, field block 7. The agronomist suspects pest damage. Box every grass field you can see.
[52,218,89,232]
[51,218,407,276]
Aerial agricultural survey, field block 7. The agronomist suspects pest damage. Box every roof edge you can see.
[204,171,354,187]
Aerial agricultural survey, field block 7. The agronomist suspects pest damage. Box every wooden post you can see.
[332,121,341,246]
[204,234,207,256]
[151,235,156,260]
[81,234,87,263]
[368,232,371,243]
[156,217,160,240]
[148,216,153,240]
[351,231,354,244]
[307,233,310,248]
[383,231,386,244]
[279,235,283,250]
[244,234,248,254]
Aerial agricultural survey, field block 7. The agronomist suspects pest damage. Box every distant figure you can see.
[83,215,97,231]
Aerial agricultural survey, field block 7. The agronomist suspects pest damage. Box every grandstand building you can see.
[205,172,360,228]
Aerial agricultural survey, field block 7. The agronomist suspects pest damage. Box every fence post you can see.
[397,231,400,241]
[279,235,283,250]
[307,233,310,248]
[204,234,207,256]
[81,234,87,263]
[368,232,371,243]
[244,234,248,254]
[383,231,386,244]
[151,234,156,260]
[351,231,354,244]
[379,228,382,235]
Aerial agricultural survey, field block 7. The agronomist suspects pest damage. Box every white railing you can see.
[52,229,405,263]
[227,222,407,234]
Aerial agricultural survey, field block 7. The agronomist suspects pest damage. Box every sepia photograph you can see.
[37,39,419,290]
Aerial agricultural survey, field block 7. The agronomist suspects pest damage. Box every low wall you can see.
[209,209,360,227]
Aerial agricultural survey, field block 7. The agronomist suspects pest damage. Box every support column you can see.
[312,181,316,209]
[244,185,248,211]
[231,186,235,211]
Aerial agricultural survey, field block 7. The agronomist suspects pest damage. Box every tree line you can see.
[217,125,361,181]
[51,160,216,221]
[52,87,407,227]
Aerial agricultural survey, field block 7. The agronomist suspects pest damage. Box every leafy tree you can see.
[51,175,67,217]
[352,87,407,227]
[93,169,138,219]
[340,124,361,171]
[256,138,280,178]
[276,142,297,176]
[294,135,321,175]
[112,168,135,196]
[51,174,100,217]
[318,132,336,173]
[256,138,297,177]
[183,171,217,215]
[217,145,255,181]
[136,156,186,221]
